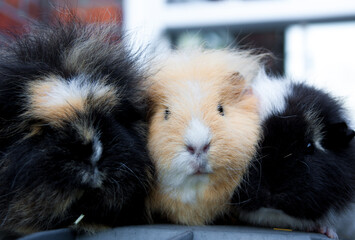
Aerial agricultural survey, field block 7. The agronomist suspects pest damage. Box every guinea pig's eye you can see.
[164,107,171,120]
[305,142,315,155]
[217,104,224,116]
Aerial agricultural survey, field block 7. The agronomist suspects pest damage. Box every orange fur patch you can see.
[26,75,118,128]
[28,77,85,123]
[147,49,262,225]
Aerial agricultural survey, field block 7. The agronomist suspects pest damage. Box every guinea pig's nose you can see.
[186,145,196,154]
[186,143,210,156]
[202,143,210,153]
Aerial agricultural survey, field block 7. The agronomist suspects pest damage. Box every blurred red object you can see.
[52,0,122,23]
[0,0,122,34]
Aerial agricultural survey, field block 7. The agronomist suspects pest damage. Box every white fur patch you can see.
[80,167,103,188]
[167,175,210,204]
[161,117,213,204]
[30,74,117,116]
[184,117,212,150]
[315,141,326,152]
[185,80,206,103]
[252,69,291,121]
[239,207,318,230]
[79,135,103,188]
[44,75,113,106]
[239,207,342,234]
[91,136,103,165]
[304,110,326,152]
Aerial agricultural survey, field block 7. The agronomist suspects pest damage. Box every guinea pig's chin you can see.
[159,157,212,190]
[160,172,210,199]
[78,167,104,188]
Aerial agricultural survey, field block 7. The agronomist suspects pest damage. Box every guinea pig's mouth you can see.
[191,166,213,175]
[189,159,213,176]
[193,171,206,175]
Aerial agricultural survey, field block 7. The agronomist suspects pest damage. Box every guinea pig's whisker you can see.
[226,170,242,187]
[239,176,254,188]
[300,160,311,174]
[117,163,147,191]
[231,186,251,206]
[105,177,125,205]
[241,175,262,197]
[248,162,263,196]
[233,198,253,206]
[1,210,9,227]
[226,167,244,172]
[248,157,264,173]
[255,153,270,160]
[259,146,278,151]
[0,125,21,137]
[0,187,22,201]
[275,115,297,119]
[107,135,123,146]
[10,159,33,190]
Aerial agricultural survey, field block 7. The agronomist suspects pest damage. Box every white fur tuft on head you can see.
[252,69,291,121]
[91,136,103,165]
[148,48,266,88]
[27,74,118,125]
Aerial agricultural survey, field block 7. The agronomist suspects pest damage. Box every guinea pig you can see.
[233,69,355,239]
[0,19,153,235]
[145,49,264,225]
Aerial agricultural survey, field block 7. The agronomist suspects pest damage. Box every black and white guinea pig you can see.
[0,19,153,235]
[233,70,355,239]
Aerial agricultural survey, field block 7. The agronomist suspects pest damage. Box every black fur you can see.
[233,80,355,226]
[0,19,153,235]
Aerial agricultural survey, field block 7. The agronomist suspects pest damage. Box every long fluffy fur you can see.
[234,70,355,238]
[0,19,153,235]
[146,49,264,225]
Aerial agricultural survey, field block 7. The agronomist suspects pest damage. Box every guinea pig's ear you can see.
[323,122,355,149]
[223,72,252,98]
[230,72,244,84]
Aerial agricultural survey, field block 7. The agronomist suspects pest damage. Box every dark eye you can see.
[305,142,315,155]
[164,107,170,120]
[218,104,224,116]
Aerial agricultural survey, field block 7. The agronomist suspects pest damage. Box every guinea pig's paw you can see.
[317,226,338,239]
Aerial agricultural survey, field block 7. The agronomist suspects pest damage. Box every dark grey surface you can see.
[19,225,332,240]
[167,231,193,240]
[19,229,75,240]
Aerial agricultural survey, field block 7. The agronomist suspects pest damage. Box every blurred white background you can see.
[286,22,355,124]
[122,0,355,123]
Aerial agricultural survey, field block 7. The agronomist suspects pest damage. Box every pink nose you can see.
[186,143,210,155]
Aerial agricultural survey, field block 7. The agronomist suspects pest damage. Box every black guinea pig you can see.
[233,70,355,239]
[0,19,153,235]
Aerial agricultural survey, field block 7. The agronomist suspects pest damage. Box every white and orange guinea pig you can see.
[145,49,264,225]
